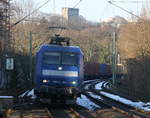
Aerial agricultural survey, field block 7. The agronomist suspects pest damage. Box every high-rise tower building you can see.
[62,8,79,21]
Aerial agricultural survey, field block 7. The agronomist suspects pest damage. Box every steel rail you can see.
[19,108,53,118]
[85,81,150,118]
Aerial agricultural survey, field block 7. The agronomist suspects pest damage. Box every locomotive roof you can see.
[37,44,83,55]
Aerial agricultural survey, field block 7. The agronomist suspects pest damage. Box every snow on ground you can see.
[100,91,150,112]
[88,92,102,100]
[83,79,98,84]
[94,81,150,112]
[76,94,100,111]
[27,89,37,99]
[19,90,30,97]
[95,81,105,90]
[103,82,109,89]
[84,84,91,90]
[19,89,37,99]
[0,96,13,99]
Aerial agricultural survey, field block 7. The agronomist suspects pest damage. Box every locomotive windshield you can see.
[43,52,78,66]
[43,52,61,65]
[62,53,78,66]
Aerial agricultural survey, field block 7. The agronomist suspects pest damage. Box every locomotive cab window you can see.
[43,52,61,65]
[62,53,78,66]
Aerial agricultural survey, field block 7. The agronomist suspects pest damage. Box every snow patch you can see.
[19,90,30,97]
[19,89,37,99]
[83,80,98,84]
[100,91,150,112]
[88,92,102,100]
[93,80,150,112]
[84,84,91,90]
[76,94,100,111]
[27,89,37,99]
[95,81,105,90]
[0,96,13,99]
[103,81,110,89]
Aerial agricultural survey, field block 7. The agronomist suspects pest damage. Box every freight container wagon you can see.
[84,62,112,80]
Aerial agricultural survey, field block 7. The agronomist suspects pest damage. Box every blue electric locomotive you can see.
[34,35,84,102]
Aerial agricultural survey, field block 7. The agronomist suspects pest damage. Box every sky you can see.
[26,0,149,22]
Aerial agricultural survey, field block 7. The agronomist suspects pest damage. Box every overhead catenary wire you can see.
[73,0,82,8]
[11,0,51,27]
[109,0,150,15]
[108,1,144,20]
[110,0,150,3]
[53,0,56,13]
[110,0,150,17]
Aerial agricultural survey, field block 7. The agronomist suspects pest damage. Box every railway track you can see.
[7,79,150,118]
[8,102,96,118]
[6,108,53,118]
[83,80,150,118]
[48,104,96,118]
[20,108,52,118]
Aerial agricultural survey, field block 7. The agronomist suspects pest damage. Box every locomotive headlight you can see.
[71,81,77,85]
[43,79,49,83]
[58,67,62,70]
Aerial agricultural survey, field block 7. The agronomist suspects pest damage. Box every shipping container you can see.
[84,62,99,75]
[84,62,112,80]
[99,64,111,75]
